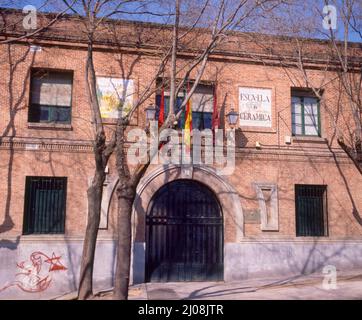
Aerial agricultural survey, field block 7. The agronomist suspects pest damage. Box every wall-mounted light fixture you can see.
[226,108,239,127]
[145,104,157,122]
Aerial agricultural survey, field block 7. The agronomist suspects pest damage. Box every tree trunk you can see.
[78,168,105,300]
[77,33,111,299]
[113,116,134,300]
[113,181,135,300]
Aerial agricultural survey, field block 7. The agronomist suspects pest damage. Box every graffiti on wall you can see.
[0,251,67,293]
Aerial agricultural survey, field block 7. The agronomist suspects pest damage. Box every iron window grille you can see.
[23,177,67,234]
[295,184,328,237]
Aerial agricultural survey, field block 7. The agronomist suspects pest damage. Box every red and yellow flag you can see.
[184,84,192,152]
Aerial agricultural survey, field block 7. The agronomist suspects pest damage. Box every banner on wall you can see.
[238,87,272,127]
[96,77,134,119]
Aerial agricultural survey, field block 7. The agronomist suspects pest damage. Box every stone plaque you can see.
[244,209,261,224]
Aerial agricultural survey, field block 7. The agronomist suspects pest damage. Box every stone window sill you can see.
[237,127,277,134]
[292,136,327,143]
[28,122,73,130]
[19,234,66,242]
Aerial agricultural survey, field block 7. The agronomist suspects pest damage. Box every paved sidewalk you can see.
[126,270,362,300]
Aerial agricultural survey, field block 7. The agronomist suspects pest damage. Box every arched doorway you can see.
[145,179,223,282]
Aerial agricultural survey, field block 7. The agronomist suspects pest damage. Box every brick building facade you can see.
[0,9,362,298]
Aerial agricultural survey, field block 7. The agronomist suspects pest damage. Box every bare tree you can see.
[3,2,130,299]
[61,0,128,300]
[1,0,287,300]
[327,0,362,171]
[60,0,286,300]
[59,0,174,300]
[282,0,361,172]
[111,0,286,299]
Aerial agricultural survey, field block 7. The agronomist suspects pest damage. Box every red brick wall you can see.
[0,40,361,241]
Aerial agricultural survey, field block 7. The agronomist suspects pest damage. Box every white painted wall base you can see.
[224,240,362,281]
[132,240,362,283]
[0,238,116,299]
[1,239,362,299]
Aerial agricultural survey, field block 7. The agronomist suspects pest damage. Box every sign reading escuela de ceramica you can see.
[238,87,272,127]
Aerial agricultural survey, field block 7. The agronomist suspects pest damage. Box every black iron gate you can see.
[146,179,223,282]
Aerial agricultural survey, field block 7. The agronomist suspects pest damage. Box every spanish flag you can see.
[184,83,192,152]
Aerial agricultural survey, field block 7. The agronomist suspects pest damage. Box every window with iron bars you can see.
[23,177,67,234]
[295,184,328,237]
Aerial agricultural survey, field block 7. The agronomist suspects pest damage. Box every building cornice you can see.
[1,34,360,72]
[0,137,94,153]
[0,136,352,163]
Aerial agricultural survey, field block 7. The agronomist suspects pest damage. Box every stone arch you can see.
[131,165,243,242]
[129,164,243,284]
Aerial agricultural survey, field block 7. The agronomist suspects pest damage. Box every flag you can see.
[184,82,192,152]
[212,84,219,130]
[158,87,165,127]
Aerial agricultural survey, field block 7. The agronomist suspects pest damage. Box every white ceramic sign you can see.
[238,87,272,127]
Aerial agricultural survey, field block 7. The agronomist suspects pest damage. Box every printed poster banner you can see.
[238,87,272,127]
[96,77,134,119]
